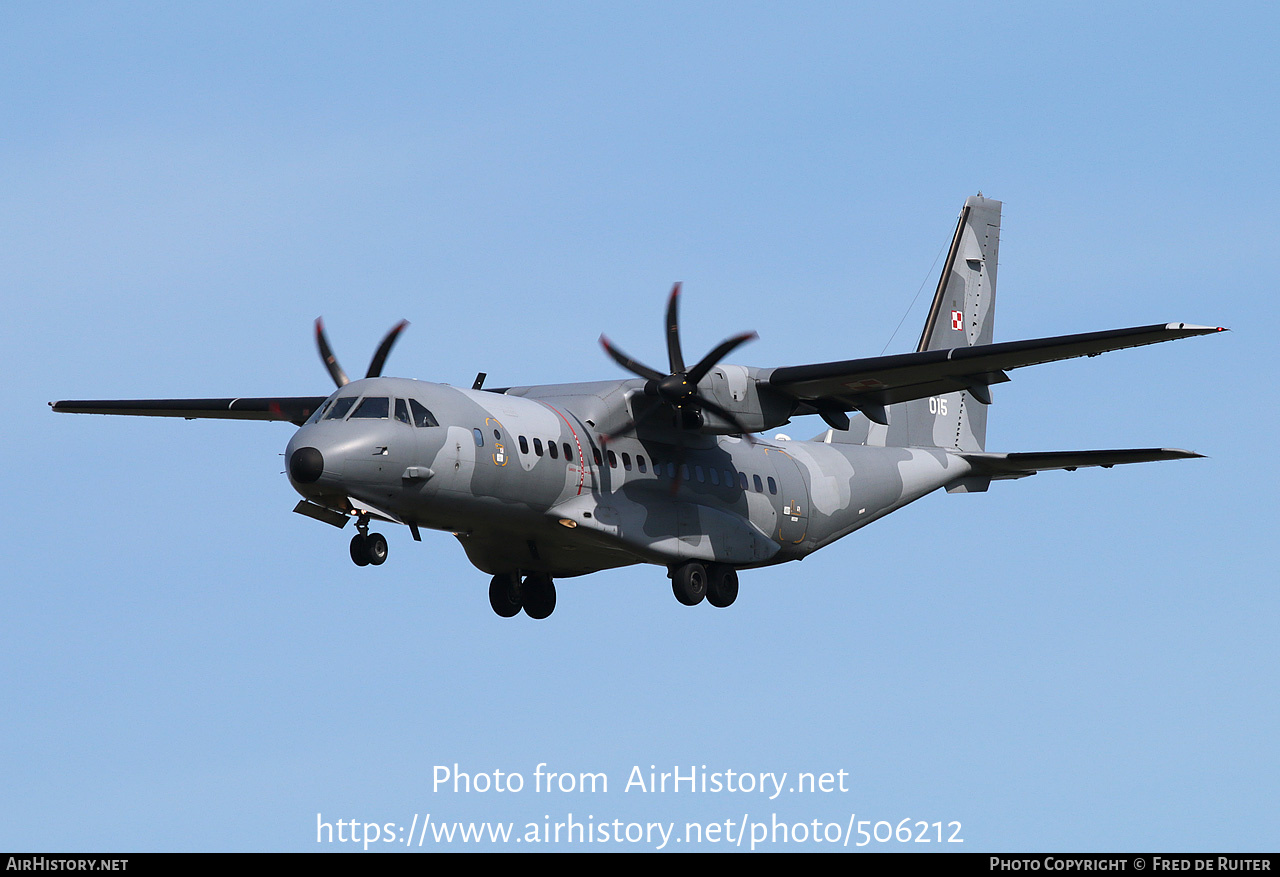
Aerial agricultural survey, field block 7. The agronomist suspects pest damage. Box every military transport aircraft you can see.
[53,195,1224,619]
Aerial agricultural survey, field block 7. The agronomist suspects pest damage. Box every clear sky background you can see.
[3,2,1275,852]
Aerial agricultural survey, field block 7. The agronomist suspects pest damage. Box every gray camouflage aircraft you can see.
[54,195,1224,619]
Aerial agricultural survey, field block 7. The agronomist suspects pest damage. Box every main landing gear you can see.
[349,518,388,567]
[489,572,557,620]
[670,561,738,608]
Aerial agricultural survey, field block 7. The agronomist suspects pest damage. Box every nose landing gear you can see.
[349,518,388,567]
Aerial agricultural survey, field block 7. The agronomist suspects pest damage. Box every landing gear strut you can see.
[489,571,556,619]
[349,518,388,567]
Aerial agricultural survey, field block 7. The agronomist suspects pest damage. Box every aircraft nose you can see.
[289,446,324,483]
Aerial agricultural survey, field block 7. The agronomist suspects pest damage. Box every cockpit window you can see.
[394,398,411,425]
[350,396,390,419]
[408,399,439,428]
[306,399,333,424]
[324,396,359,420]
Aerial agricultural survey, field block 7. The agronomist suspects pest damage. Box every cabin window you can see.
[753,474,764,493]
[563,443,573,462]
[767,476,777,495]
[681,463,690,481]
[593,448,603,467]
[408,399,439,428]
[519,436,529,454]
[533,438,544,456]
[709,467,719,485]
[324,396,358,420]
[695,465,705,483]
[725,469,735,487]
[394,398,411,424]
[636,455,646,473]
[622,453,632,471]
[549,441,559,459]
[668,462,677,479]
[473,428,484,447]
[738,471,748,490]
[607,450,617,468]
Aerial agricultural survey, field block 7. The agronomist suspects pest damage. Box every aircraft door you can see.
[767,449,810,545]
[561,411,596,495]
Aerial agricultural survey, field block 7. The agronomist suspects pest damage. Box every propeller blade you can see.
[366,320,410,378]
[686,330,759,385]
[690,394,757,443]
[665,282,685,375]
[599,398,667,444]
[600,285,758,443]
[315,318,350,388]
[600,335,666,383]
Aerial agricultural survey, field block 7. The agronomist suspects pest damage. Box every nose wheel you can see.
[350,530,389,566]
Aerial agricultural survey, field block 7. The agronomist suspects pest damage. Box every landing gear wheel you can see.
[522,573,557,619]
[489,573,523,618]
[365,532,388,566]
[707,564,739,608]
[350,533,370,567]
[671,562,708,606]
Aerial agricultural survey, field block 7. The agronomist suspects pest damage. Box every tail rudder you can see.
[843,194,1002,451]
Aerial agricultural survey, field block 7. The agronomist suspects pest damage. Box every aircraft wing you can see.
[767,323,1224,417]
[50,396,328,426]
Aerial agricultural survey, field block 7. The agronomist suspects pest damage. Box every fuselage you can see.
[285,376,971,578]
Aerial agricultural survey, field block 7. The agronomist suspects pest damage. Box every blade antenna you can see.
[315,318,349,388]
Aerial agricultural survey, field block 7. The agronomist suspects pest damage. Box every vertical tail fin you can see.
[843,195,1002,452]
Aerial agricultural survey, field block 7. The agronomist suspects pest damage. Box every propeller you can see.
[315,318,410,388]
[599,283,757,441]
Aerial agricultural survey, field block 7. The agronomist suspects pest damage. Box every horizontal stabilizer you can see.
[960,447,1204,478]
[51,396,328,426]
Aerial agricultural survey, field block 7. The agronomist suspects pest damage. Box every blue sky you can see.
[3,2,1275,851]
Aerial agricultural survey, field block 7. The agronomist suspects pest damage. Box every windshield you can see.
[323,396,359,420]
[349,397,390,419]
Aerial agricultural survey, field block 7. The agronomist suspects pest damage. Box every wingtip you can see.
[1165,322,1229,334]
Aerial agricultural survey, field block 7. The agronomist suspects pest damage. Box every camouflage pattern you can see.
[56,195,1220,611]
